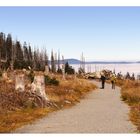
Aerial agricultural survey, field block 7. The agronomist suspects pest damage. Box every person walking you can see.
[100,73,106,89]
[111,73,116,89]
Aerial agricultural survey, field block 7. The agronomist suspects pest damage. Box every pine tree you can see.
[51,50,56,73]
[28,44,33,68]
[0,33,6,60]
[0,32,3,70]
[14,41,24,69]
[23,42,29,68]
[57,50,62,73]
[6,34,12,68]
[65,62,75,74]
[39,50,45,71]
[11,41,15,70]
[33,49,40,70]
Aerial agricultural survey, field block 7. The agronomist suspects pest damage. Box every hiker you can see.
[111,74,116,89]
[100,73,106,89]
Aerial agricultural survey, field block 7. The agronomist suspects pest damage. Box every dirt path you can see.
[14,81,136,133]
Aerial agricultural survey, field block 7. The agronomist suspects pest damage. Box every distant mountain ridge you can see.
[63,59,140,65]
[64,59,81,64]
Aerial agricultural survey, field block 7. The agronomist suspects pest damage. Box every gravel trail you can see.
[14,81,136,133]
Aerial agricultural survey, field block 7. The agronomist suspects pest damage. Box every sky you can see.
[0,6,140,61]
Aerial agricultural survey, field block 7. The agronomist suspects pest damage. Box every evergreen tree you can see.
[14,41,24,69]
[23,42,29,68]
[23,42,29,62]
[44,49,49,66]
[0,32,3,70]
[39,50,45,71]
[51,50,56,73]
[6,34,12,67]
[65,62,75,74]
[28,44,33,68]
[0,33,6,60]
[57,51,62,73]
[33,49,40,70]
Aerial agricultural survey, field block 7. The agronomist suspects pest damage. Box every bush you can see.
[45,75,59,86]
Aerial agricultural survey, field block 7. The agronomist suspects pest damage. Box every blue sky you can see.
[0,7,140,61]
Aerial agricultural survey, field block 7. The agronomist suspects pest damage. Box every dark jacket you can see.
[101,75,106,82]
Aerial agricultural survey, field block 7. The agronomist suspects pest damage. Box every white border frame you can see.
[0,0,140,6]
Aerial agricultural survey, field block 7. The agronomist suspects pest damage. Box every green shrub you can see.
[45,75,59,86]
[50,78,59,86]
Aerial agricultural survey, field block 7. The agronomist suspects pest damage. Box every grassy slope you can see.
[116,79,140,132]
[0,75,96,133]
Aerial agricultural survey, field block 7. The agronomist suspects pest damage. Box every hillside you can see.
[62,59,140,65]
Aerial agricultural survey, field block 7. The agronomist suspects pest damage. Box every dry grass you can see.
[0,108,53,133]
[46,75,97,110]
[130,103,140,131]
[0,73,96,133]
[120,80,140,104]
[118,80,140,132]
[47,77,96,104]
